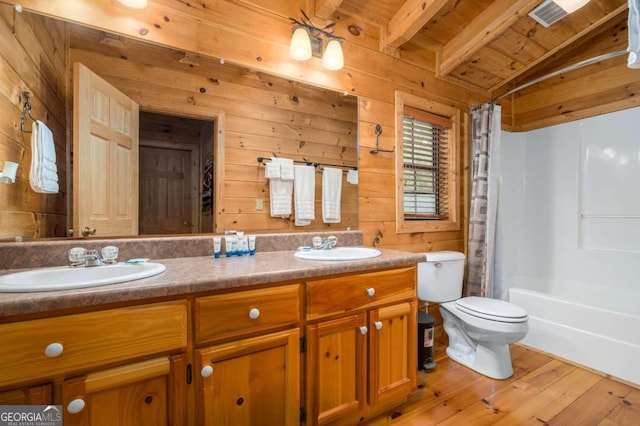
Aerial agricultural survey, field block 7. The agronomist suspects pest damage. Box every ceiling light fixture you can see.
[117,0,148,9]
[553,0,590,13]
[289,10,344,71]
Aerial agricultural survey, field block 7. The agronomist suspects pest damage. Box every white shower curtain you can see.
[466,103,501,298]
[629,0,640,68]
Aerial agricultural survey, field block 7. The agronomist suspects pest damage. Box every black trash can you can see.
[417,311,436,371]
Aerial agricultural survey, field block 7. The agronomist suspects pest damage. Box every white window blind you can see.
[403,106,450,220]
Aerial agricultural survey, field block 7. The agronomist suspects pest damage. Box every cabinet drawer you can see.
[195,285,301,344]
[0,301,187,387]
[306,267,416,321]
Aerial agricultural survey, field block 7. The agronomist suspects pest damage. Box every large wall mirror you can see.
[0,6,358,241]
[0,9,358,240]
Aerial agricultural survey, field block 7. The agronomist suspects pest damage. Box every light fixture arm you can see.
[289,14,343,43]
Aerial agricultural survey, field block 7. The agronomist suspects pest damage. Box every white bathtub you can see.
[509,284,640,386]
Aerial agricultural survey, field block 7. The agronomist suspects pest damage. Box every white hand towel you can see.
[280,163,295,180]
[629,0,640,68]
[264,159,281,179]
[322,167,342,223]
[268,157,294,217]
[347,169,358,185]
[294,165,315,226]
[30,120,59,194]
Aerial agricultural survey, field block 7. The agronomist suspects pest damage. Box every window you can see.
[395,92,460,233]
[403,106,450,220]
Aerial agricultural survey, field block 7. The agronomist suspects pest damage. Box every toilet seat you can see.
[455,297,528,323]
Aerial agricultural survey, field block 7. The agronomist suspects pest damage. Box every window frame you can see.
[395,91,461,234]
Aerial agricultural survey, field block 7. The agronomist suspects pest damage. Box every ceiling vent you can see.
[529,0,568,27]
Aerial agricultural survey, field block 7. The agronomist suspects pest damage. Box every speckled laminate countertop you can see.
[0,248,426,319]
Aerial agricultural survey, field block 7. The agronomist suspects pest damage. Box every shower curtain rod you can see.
[486,48,627,105]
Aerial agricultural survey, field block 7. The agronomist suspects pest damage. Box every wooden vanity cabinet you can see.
[194,285,302,425]
[304,267,417,425]
[62,355,187,426]
[0,265,417,425]
[0,384,52,405]
[0,300,188,424]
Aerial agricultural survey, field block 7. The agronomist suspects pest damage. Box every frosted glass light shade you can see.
[289,27,312,61]
[322,38,344,70]
[554,0,590,13]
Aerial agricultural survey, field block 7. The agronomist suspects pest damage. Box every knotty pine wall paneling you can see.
[5,0,485,253]
[0,4,67,239]
[68,24,358,234]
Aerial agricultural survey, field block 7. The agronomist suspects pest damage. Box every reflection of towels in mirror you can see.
[30,120,59,194]
[322,167,342,223]
[267,157,294,217]
[294,165,315,226]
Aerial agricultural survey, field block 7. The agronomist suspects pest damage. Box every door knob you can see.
[184,221,191,227]
[82,226,97,237]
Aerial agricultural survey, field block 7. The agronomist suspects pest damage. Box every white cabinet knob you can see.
[44,342,64,358]
[249,308,260,320]
[359,326,368,335]
[201,365,213,377]
[374,321,383,330]
[67,398,86,414]
[367,288,375,297]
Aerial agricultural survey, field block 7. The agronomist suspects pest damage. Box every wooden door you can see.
[306,313,367,426]
[139,145,195,234]
[369,302,417,407]
[62,355,187,426]
[196,329,300,426]
[73,62,139,237]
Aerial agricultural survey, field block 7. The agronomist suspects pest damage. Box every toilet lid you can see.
[455,297,528,323]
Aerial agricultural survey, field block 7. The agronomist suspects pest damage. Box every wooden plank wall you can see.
[6,0,477,253]
[0,4,67,239]
[4,1,636,253]
[69,24,358,234]
[503,14,639,131]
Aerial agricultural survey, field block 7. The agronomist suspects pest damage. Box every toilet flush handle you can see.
[434,262,442,268]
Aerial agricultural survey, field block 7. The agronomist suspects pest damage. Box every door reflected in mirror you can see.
[139,112,214,236]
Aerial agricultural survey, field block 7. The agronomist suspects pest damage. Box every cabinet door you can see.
[0,384,52,405]
[196,328,300,426]
[62,355,187,426]
[306,313,367,426]
[369,301,417,407]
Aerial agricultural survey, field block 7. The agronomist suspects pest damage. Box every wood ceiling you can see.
[323,0,629,98]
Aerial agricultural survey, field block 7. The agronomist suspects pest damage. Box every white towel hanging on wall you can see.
[322,167,342,223]
[294,164,315,226]
[30,120,59,194]
[267,157,294,217]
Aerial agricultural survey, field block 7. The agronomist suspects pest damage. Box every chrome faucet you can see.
[83,249,103,267]
[317,235,337,250]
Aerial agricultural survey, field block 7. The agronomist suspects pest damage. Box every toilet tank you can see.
[417,251,466,302]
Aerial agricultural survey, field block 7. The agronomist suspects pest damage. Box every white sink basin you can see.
[0,262,166,293]
[294,247,382,261]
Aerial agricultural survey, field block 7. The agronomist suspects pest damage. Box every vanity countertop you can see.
[0,248,425,319]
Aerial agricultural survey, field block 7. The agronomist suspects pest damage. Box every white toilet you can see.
[418,251,529,380]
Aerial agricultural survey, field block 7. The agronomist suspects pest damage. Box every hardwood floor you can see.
[366,335,640,425]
